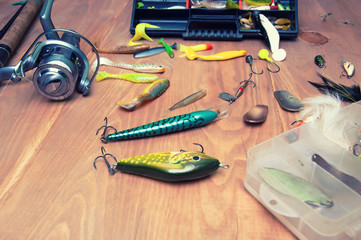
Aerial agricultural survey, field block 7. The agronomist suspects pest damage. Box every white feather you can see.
[299,95,349,148]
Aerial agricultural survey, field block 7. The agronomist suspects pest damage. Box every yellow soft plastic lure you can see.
[96,71,159,83]
[128,23,160,46]
[179,43,213,57]
[117,79,169,111]
[93,145,229,181]
[184,47,247,61]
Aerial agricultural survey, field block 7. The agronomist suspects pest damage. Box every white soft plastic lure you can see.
[91,57,165,73]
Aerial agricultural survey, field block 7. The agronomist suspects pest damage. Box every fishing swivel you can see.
[93,147,118,174]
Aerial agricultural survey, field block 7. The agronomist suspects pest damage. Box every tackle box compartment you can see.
[130,0,298,40]
[244,101,361,240]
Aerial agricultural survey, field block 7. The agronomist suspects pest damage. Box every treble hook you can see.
[230,73,256,103]
[258,49,281,73]
[96,117,117,143]
[246,55,263,75]
[93,147,118,174]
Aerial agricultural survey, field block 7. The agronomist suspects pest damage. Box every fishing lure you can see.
[97,110,220,143]
[308,73,361,102]
[244,0,272,6]
[312,154,361,195]
[259,167,334,208]
[128,23,160,46]
[117,79,169,111]
[91,57,165,73]
[274,90,304,111]
[93,41,150,54]
[93,144,229,181]
[184,47,247,61]
[179,43,213,57]
[341,59,355,78]
[191,0,226,9]
[258,49,280,73]
[226,0,240,9]
[134,43,177,59]
[243,104,268,123]
[179,43,213,53]
[158,38,174,58]
[314,55,326,68]
[245,55,263,75]
[168,89,207,111]
[96,71,159,83]
[219,73,256,104]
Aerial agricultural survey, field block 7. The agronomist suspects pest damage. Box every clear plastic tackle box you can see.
[244,101,361,240]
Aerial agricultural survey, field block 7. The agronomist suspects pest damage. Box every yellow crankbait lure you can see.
[117,79,169,111]
[96,71,159,83]
[184,47,247,61]
[93,144,229,181]
[128,23,160,46]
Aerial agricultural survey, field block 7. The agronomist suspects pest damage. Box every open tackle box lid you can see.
[130,0,298,40]
[244,101,361,240]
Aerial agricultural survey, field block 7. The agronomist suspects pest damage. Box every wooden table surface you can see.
[0,0,359,239]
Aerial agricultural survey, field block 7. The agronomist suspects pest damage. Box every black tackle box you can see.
[130,0,298,40]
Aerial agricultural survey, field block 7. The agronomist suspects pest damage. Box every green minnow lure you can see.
[91,57,165,73]
[259,168,334,208]
[93,145,229,181]
[168,89,207,111]
[158,38,174,58]
[97,110,219,143]
[96,71,159,83]
[117,79,169,111]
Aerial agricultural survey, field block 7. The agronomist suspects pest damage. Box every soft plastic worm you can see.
[91,57,165,73]
[185,47,247,61]
[93,41,150,54]
[168,89,207,111]
[96,71,159,83]
[117,79,169,111]
[97,110,218,143]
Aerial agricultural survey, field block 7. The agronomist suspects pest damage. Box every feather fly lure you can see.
[308,73,361,102]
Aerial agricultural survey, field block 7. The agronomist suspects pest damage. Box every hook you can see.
[246,55,263,75]
[266,61,281,73]
[96,117,117,143]
[239,73,256,88]
[258,49,280,73]
[93,147,118,174]
[193,143,204,153]
[180,143,205,153]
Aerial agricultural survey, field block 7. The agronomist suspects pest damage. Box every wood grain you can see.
[0,0,360,239]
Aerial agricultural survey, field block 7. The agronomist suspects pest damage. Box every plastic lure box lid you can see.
[130,0,298,40]
[244,101,361,240]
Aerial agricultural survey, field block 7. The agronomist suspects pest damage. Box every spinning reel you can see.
[0,0,99,100]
